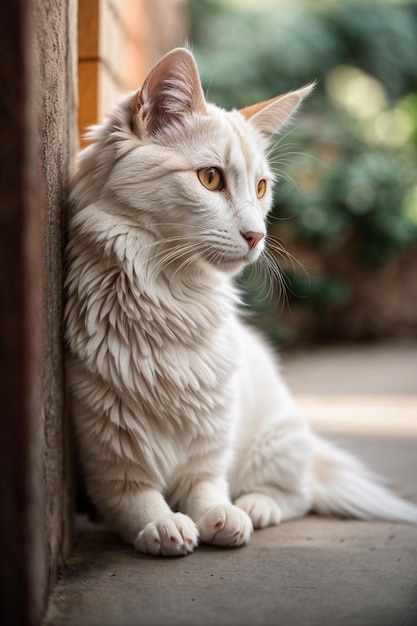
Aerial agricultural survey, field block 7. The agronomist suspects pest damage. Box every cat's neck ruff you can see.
[69,199,240,349]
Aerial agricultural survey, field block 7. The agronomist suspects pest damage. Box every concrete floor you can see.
[43,344,417,626]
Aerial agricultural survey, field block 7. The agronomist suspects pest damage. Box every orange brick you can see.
[78,60,99,145]
[78,0,100,58]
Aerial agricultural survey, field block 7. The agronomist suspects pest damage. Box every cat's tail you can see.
[309,434,417,524]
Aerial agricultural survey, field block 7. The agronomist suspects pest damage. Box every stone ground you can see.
[43,344,417,626]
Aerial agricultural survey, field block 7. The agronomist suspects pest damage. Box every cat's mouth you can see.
[161,235,264,275]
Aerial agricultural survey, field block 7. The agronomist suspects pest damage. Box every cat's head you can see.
[76,48,312,277]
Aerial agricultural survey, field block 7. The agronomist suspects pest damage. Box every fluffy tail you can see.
[310,434,417,524]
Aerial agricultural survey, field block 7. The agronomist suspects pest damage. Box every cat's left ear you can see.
[240,83,315,137]
[132,48,207,137]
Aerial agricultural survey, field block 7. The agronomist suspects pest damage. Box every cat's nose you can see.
[241,231,265,250]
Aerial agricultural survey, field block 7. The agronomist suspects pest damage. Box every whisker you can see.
[239,232,311,317]
[168,247,208,284]
[145,241,201,266]
[267,123,304,153]
[266,235,311,283]
[266,211,297,224]
[141,234,208,255]
[145,222,210,231]
[147,242,203,280]
[261,250,279,307]
[270,169,299,190]
[262,248,287,314]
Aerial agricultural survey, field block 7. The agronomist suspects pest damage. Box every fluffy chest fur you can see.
[66,219,243,490]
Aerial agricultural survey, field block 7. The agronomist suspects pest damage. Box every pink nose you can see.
[241,231,265,250]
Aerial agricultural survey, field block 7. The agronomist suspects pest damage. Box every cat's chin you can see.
[216,248,263,273]
[203,248,264,275]
[207,256,253,276]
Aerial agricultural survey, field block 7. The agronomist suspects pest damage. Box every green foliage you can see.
[275,139,417,264]
[320,3,417,98]
[190,0,417,344]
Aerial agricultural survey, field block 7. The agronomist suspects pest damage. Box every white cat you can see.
[65,48,417,556]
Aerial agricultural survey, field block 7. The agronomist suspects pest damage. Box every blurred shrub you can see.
[190,0,417,345]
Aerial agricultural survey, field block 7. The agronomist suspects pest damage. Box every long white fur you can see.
[65,48,417,557]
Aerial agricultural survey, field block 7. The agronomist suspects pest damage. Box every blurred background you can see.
[189,0,417,349]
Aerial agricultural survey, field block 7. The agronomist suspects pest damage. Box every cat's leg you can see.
[125,491,200,557]
[231,420,314,529]
[191,481,254,548]
[73,397,199,557]
[234,488,312,529]
[233,493,282,529]
[86,472,200,557]
[171,473,253,548]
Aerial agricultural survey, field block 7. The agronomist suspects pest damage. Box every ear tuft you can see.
[240,83,315,137]
[133,48,207,137]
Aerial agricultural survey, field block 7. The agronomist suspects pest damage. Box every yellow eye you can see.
[197,167,224,191]
[257,179,267,199]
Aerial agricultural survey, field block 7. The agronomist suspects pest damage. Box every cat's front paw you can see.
[234,493,282,529]
[133,513,199,557]
[197,504,253,548]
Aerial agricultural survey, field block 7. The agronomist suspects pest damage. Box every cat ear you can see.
[133,48,207,137]
[240,83,315,137]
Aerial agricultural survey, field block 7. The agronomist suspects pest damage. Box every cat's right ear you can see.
[240,83,315,138]
[132,48,207,137]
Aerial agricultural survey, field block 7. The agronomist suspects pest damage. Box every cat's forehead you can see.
[187,105,269,176]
